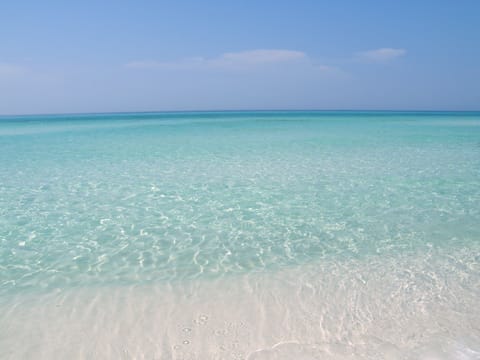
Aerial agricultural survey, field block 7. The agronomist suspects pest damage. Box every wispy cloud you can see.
[0,63,26,76]
[125,49,322,70]
[125,58,204,70]
[356,48,406,63]
[218,49,306,65]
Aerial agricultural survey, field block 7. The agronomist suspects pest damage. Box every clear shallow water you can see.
[1,111,480,358]
[1,111,480,292]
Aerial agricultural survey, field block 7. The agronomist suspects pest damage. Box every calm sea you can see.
[1,111,479,358]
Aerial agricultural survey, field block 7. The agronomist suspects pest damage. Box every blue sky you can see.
[1,0,479,114]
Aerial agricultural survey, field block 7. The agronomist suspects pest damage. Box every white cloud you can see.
[0,63,25,76]
[218,49,306,65]
[356,48,406,62]
[125,58,203,70]
[316,64,336,72]
[126,49,308,70]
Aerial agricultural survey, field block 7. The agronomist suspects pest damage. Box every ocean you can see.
[1,111,479,359]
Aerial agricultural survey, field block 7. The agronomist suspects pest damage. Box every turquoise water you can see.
[1,111,480,293]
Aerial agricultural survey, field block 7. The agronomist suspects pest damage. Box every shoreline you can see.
[2,249,479,359]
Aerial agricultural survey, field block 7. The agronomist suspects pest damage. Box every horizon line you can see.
[1,108,480,118]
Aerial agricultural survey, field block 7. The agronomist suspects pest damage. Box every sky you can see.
[0,0,479,114]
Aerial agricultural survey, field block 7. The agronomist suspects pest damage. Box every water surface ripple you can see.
[1,111,479,292]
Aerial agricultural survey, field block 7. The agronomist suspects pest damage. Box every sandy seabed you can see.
[1,250,479,360]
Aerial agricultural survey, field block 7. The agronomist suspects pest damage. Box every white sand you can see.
[1,251,479,359]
